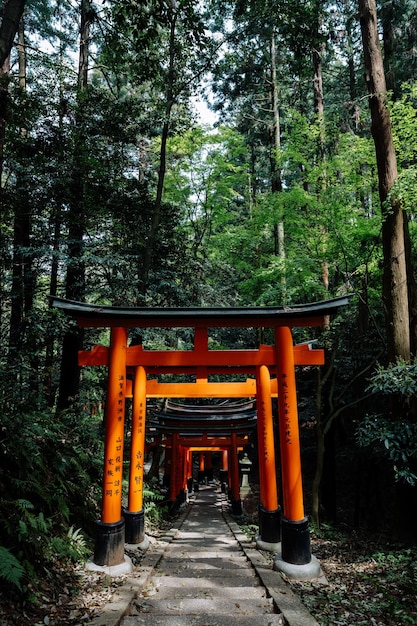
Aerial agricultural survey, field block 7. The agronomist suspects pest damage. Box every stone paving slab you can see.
[149,575,263,589]
[144,582,268,600]
[122,614,285,625]
[161,553,252,565]
[168,537,241,552]
[155,564,258,578]
[171,536,238,543]
[165,548,243,558]
[129,597,274,615]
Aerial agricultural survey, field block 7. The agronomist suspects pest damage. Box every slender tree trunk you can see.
[269,34,286,300]
[358,0,410,364]
[140,8,177,297]
[8,19,32,372]
[380,0,396,97]
[270,35,282,195]
[57,0,92,410]
[381,2,417,358]
[312,31,330,326]
[343,0,360,130]
[0,52,9,348]
[404,213,417,359]
[45,32,66,405]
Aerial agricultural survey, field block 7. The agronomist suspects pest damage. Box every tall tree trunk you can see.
[8,19,33,374]
[269,34,286,300]
[381,1,417,358]
[140,8,177,297]
[45,21,66,404]
[0,53,9,350]
[57,0,92,410]
[343,0,361,130]
[380,0,396,98]
[311,17,335,524]
[358,0,410,364]
[359,0,414,540]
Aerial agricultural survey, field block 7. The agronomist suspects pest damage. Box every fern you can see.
[0,546,24,591]
[143,487,165,502]
[47,526,90,563]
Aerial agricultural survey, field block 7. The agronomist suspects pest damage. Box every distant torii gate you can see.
[51,295,350,578]
[147,406,257,515]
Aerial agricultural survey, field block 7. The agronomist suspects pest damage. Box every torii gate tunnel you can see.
[51,295,351,576]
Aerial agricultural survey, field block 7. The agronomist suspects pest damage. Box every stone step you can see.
[123,614,284,625]
[128,597,275,616]
[160,556,251,567]
[148,575,263,589]
[154,564,258,578]
[171,536,241,542]
[123,613,285,626]
[143,583,268,599]
[165,548,244,559]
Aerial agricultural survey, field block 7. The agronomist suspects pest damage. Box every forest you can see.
[1,0,417,623]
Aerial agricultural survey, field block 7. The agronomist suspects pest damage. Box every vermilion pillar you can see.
[256,365,281,546]
[186,450,194,493]
[219,449,228,492]
[205,452,214,482]
[184,448,192,497]
[198,452,205,483]
[275,326,311,566]
[230,432,242,516]
[164,445,172,487]
[124,365,147,545]
[169,433,179,506]
[222,450,228,471]
[177,444,186,506]
[94,327,127,567]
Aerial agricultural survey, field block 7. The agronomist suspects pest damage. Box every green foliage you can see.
[0,403,103,593]
[0,546,25,591]
[47,526,91,564]
[357,414,417,486]
[143,480,168,529]
[368,360,417,397]
[356,361,417,486]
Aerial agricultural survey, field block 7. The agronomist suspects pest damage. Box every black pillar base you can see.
[93,519,125,567]
[123,509,145,544]
[259,505,281,543]
[197,470,205,482]
[176,488,187,506]
[169,499,179,515]
[219,469,228,484]
[281,516,311,565]
[187,477,194,492]
[231,498,243,516]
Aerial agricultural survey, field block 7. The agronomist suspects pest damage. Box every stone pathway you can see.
[121,485,284,625]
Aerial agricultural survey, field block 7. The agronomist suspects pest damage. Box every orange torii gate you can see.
[51,295,350,578]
